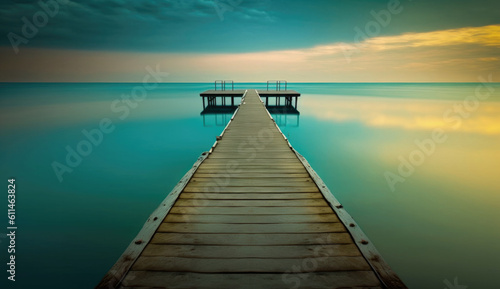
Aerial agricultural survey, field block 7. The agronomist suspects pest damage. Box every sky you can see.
[0,0,499,82]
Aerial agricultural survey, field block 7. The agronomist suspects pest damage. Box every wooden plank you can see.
[157,223,346,233]
[203,160,302,165]
[120,271,381,289]
[169,206,332,215]
[142,244,361,258]
[173,199,328,207]
[198,165,306,170]
[183,186,320,193]
[131,256,371,272]
[212,151,292,155]
[199,161,303,166]
[95,152,210,289]
[150,232,354,246]
[203,158,302,164]
[188,178,315,187]
[196,166,307,171]
[163,213,340,223]
[211,148,293,153]
[193,173,310,178]
[178,193,324,200]
[190,177,313,182]
[217,137,286,140]
[207,147,295,153]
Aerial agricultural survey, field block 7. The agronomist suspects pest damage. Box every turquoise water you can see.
[1,83,499,288]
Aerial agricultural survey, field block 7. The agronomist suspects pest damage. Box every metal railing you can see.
[266,80,287,91]
[215,80,234,91]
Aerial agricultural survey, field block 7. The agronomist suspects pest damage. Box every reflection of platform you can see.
[200,89,300,108]
[200,88,301,127]
[201,105,298,115]
[201,105,300,127]
[266,106,300,115]
[200,106,238,115]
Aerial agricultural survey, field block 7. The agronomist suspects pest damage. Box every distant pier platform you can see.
[200,89,300,108]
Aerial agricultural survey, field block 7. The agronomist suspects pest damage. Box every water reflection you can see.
[277,85,500,289]
[200,94,301,127]
[3,83,498,289]
[300,95,500,135]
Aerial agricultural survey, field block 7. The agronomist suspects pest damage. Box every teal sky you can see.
[0,0,499,81]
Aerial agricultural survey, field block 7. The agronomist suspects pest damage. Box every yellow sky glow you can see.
[1,24,499,82]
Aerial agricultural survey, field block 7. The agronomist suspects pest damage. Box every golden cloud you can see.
[306,24,500,54]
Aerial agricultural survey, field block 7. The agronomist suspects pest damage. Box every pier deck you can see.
[97,90,407,289]
[200,89,300,108]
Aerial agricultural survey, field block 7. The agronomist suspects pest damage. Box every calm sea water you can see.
[0,83,499,288]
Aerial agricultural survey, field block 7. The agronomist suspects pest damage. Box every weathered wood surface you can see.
[120,271,381,289]
[164,213,339,223]
[142,243,360,258]
[150,232,354,245]
[98,89,406,289]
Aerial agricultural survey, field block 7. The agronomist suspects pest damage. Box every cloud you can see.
[0,24,499,82]
[294,24,500,61]
[328,24,500,52]
[0,0,277,53]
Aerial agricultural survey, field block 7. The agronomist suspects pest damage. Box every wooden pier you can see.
[200,90,300,109]
[97,89,407,289]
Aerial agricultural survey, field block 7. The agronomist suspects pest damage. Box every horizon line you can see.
[1,81,498,84]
